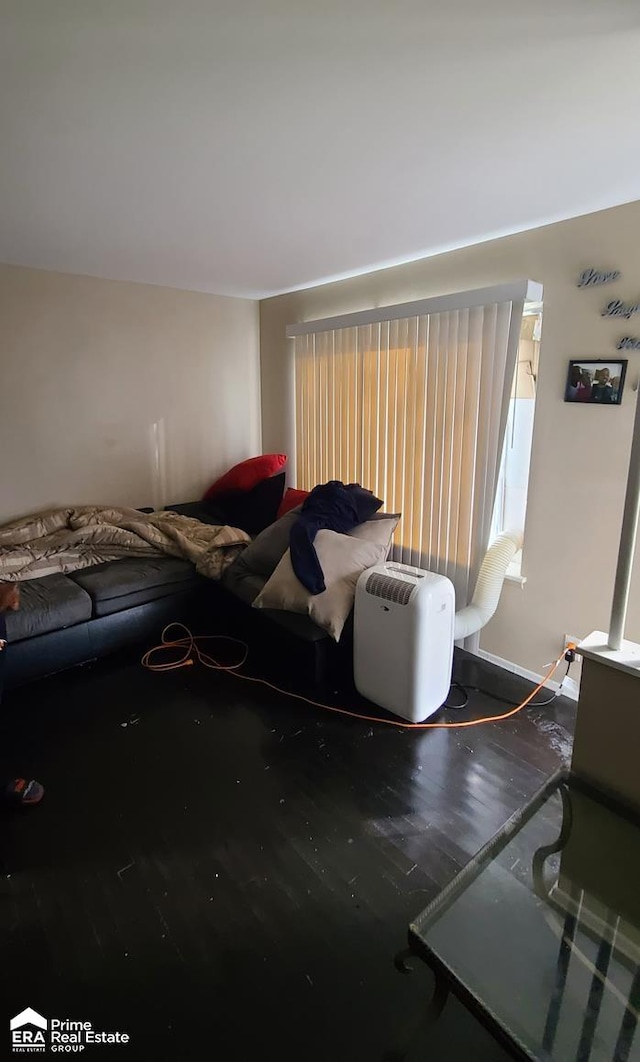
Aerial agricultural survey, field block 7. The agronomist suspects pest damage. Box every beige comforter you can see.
[0,506,251,582]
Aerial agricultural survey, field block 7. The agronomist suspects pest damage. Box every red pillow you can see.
[203,454,287,500]
[277,487,310,518]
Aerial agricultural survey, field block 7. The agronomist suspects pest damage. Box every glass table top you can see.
[409,772,640,1062]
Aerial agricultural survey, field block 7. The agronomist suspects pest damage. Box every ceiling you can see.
[1,0,640,299]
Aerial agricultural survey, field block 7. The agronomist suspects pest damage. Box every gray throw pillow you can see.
[233,505,302,578]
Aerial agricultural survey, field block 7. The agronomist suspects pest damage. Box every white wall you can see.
[0,265,261,521]
[260,200,640,676]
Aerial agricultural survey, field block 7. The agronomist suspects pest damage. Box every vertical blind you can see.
[290,285,536,609]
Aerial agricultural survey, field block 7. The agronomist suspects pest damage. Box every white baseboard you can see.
[473,648,579,702]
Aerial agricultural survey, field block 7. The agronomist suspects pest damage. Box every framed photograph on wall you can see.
[564,359,628,405]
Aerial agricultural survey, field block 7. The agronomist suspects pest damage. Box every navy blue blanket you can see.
[289,481,383,594]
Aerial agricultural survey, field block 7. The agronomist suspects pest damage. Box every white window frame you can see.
[491,302,543,584]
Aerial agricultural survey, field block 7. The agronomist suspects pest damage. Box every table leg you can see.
[613,965,640,1062]
[542,894,579,1053]
[533,782,573,903]
[385,951,450,1061]
[575,909,617,1062]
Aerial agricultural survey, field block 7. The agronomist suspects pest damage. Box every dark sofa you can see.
[4,557,208,689]
[3,474,345,690]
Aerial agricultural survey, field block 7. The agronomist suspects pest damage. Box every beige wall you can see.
[0,265,261,521]
[260,201,640,675]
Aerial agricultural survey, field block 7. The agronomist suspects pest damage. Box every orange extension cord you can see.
[141,622,566,731]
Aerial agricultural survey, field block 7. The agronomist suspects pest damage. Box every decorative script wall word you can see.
[577,267,621,288]
[602,300,640,320]
[617,336,640,351]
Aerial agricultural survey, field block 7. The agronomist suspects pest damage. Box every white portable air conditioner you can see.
[354,562,455,723]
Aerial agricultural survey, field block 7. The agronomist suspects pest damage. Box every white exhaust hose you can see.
[453,530,523,641]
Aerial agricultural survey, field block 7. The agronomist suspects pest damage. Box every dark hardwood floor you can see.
[0,643,575,1061]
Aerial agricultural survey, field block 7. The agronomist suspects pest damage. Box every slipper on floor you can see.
[4,778,44,807]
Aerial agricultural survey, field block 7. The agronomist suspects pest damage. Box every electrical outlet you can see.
[564,634,583,659]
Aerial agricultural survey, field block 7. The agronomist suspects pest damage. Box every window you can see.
[288,282,541,610]
[490,305,542,567]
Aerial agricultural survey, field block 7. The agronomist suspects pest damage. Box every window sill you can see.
[504,551,527,586]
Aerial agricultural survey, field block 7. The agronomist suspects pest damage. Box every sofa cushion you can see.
[70,556,198,610]
[218,472,286,535]
[224,504,302,583]
[203,453,287,499]
[221,566,266,607]
[277,487,310,518]
[89,581,204,618]
[168,473,286,536]
[5,574,93,642]
[253,531,386,641]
